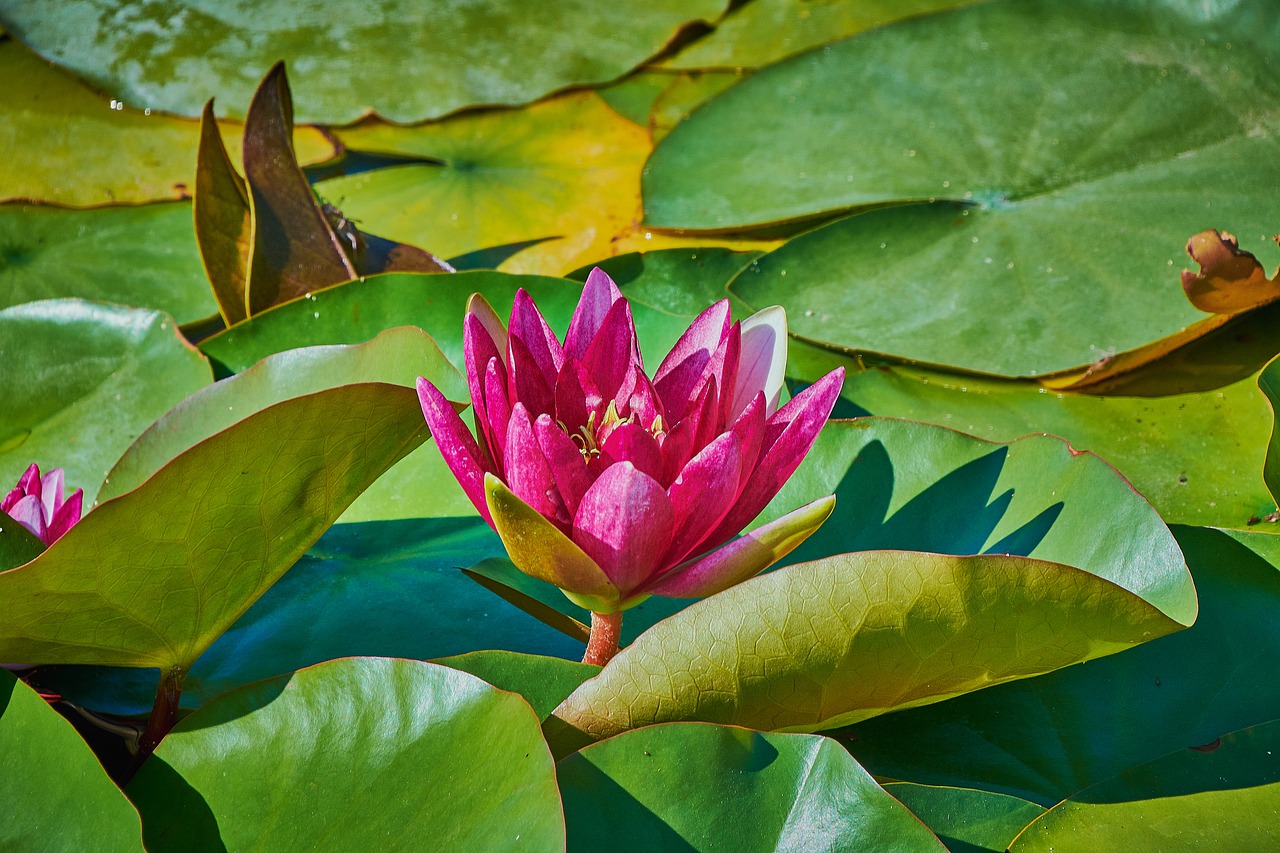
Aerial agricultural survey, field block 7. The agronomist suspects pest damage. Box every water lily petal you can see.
[625,368,664,429]
[732,306,788,420]
[508,331,556,418]
[704,368,844,546]
[555,353,597,439]
[658,377,717,486]
[39,467,65,517]
[573,462,673,596]
[664,431,742,567]
[466,292,508,358]
[653,299,731,420]
[534,414,593,519]
[505,403,569,528]
[47,489,82,543]
[730,391,767,478]
[5,494,47,544]
[600,422,664,483]
[417,377,493,524]
[583,298,642,404]
[17,463,40,496]
[486,473,619,608]
[510,288,565,383]
[644,495,836,599]
[466,314,506,461]
[565,267,623,360]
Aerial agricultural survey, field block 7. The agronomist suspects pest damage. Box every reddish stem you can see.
[129,665,185,778]
[582,611,623,666]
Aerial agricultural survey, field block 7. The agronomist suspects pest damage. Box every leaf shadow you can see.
[129,755,228,853]
[783,440,1063,566]
[560,758,698,852]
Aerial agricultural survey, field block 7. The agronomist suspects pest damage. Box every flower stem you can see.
[583,611,623,666]
[129,664,185,779]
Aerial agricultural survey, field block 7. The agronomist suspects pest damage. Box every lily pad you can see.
[0,203,215,324]
[0,300,212,503]
[434,650,599,720]
[97,327,463,503]
[659,0,979,70]
[0,508,44,571]
[0,0,727,123]
[646,0,1280,375]
[885,783,1045,853]
[1010,717,1280,851]
[0,383,427,671]
[546,548,1189,749]
[797,346,1275,529]
[1256,353,1280,504]
[839,526,1280,807]
[0,670,144,852]
[125,657,564,851]
[559,723,944,851]
[0,38,333,207]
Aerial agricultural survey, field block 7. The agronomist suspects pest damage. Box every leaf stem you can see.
[129,665,185,777]
[582,611,623,666]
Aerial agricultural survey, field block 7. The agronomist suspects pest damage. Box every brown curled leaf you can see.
[1181,229,1280,315]
[194,99,252,326]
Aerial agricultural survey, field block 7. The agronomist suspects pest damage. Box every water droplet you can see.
[971,236,979,243]
[1038,388,1047,394]
[984,257,993,264]
[780,269,787,276]
[1006,262,1015,270]
[879,242,886,249]
[804,309,814,317]
[906,149,917,157]
[144,108,151,116]
[942,180,950,188]
[644,232,652,240]
[313,311,320,319]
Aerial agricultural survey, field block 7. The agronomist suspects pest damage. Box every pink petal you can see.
[465,314,506,461]
[555,354,599,439]
[643,495,836,598]
[46,489,82,543]
[466,293,508,359]
[417,377,494,524]
[504,403,569,528]
[625,369,664,429]
[565,268,623,360]
[653,300,730,419]
[582,299,642,404]
[730,391,768,477]
[663,431,742,567]
[6,493,47,544]
[16,463,40,496]
[731,306,788,419]
[507,332,556,418]
[658,378,718,486]
[39,467,65,517]
[534,414,594,519]
[0,485,21,513]
[509,288,565,382]
[572,462,674,596]
[482,358,510,472]
[702,368,844,546]
[600,422,664,483]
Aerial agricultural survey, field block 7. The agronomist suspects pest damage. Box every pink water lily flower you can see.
[418,269,842,661]
[2,463,82,546]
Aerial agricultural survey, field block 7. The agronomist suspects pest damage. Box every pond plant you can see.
[1,0,1279,850]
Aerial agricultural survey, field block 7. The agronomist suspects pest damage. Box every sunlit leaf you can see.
[0,670,144,852]
[0,383,427,671]
[885,782,1045,853]
[126,658,564,851]
[434,650,599,720]
[0,300,212,503]
[560,723,945,851]
[194,100,251,325]
[0,38,333,207]
[0,0,728,123]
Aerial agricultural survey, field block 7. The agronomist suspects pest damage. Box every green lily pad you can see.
[839,526,1280,807]
[1010,717,1280,851]
[646,0,1280,375]
[0,38,333,207]
[559,723,944,851]
[597,70,676,128]
[1257,354,1280,504]
[0,508,44,571]
[0,204,215,324]
[798,347,1275,529]
[885,783,1045,853]
[0,0,727,123]
[0,383,427,671]
[0,670,144,852]
[98,327,463,503]
[0,300,212,503]
[659,0,979,70]
[126,657,564,851]
[766,419,1193,618]
[434,650,599,720]
[547,548,1188,749]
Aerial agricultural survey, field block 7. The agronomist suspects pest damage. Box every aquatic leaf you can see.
[885,782,1045,853]
[0,300,212,504]
[0,670,144,852]
[560,723,945,851]
[0,0,728,123]
[126,658,564,851]
[433,650,599,720]
[194,99,251,325]
[1182,229,1280,315]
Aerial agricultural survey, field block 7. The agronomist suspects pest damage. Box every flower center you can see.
[562,402,666,462]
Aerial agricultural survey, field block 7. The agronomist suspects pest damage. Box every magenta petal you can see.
[0,485,21,513]
[482,358,510,472]
[7,493,47,543]
[572,462,673,595]
[730,391,767,477]
[507,332,556,418]
[46,489,82,543]
[565,267,623,360]
[39,467,65,516]
[555,354,597,438]
[626,369,664,429]
[466,292,508,358]
[534,414,593,518]
[664,431,742,567]
[600,422,664,483]
[583,298,642,403]
[703,368,844,545]
[504,403,569,528]
[417,377,494,524]
[17,463,40,496]
[509,288,565,382]
[653,300,730,418]
[464,314,505,452]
